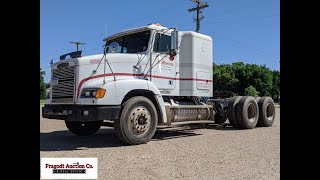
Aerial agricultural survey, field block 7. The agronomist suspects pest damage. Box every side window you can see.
[153,33,171,52]
[106,38,123,53]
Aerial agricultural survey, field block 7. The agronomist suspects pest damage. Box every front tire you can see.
[114,96,158,145]
[65,121,101,136]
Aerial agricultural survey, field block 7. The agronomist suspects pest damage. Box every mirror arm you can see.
[168,49,177,57]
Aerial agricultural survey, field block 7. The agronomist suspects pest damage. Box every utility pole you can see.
[70,41,86,51]
[188,0,209,33]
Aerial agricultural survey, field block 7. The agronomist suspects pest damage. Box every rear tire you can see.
[114,96,158,145]
[236,96,259,129]
[65,121,101,136]
[227,96,242,127]
[255,96,261,103]
[257,97,275,127]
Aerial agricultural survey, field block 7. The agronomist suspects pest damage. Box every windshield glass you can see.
[105,30,150,53]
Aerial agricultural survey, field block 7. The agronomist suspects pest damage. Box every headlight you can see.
[81,88,106,98]
[85,91,91,96]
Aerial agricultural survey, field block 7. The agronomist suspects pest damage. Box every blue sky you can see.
[40,0,279,83]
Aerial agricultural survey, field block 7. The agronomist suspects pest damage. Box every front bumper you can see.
[42,104,121,122]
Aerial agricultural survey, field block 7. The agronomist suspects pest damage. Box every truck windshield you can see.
[105,30,150,53]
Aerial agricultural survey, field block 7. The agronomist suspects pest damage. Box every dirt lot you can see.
[40,107,280,180]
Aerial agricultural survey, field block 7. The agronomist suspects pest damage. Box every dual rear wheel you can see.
[227,96,275,129]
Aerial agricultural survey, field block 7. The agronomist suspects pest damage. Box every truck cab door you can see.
[150,33,176,91]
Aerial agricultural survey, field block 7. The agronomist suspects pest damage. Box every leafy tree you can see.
[213,62,274,97]
[40,68,46,99]
[271,70,280,102]
[213,63,239,92]
[232,63,272,96]
[244,85,259,96]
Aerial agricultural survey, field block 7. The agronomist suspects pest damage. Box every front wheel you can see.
[65,121,101,136]
[114,96,158,145]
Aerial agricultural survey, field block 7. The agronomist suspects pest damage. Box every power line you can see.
[210,31,279,60]
[188,0,209,32]
[204,0,275,21]
[203,13,279,26]
[129,0,188,28]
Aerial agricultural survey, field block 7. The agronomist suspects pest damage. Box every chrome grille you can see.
[51,66,75,103]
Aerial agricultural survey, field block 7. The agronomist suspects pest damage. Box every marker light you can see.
[95,88,106,98]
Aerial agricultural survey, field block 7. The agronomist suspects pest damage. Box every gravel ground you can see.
[40,107,280,180]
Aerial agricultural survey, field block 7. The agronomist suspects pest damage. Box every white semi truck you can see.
[42,23,276,145]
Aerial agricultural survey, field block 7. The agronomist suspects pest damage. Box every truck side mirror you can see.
[171,29,178,52]
[105,42,120,54]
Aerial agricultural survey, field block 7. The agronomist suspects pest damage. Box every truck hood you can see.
[75,53,149,88]
[76,53,147,66]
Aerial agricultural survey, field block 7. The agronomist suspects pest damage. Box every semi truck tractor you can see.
[42,23,276,145]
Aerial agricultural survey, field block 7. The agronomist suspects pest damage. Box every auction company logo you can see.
[41,158,97,179]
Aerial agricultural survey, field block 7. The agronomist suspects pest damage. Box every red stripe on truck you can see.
[77,73,213,98]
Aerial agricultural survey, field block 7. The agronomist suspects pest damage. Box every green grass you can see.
[40,99,45,105]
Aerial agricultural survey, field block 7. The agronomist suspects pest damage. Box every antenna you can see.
[105,24,108,37]
[70,41,86,51]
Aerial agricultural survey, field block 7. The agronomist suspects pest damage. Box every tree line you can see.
[213,62,280,102]
[40,68,46,99]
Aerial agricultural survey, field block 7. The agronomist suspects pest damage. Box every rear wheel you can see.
[114,96,158,145]
[257,97,275,127]
[227,96,242,127]
[65,121,101,136]
[255,96,261,103]
[236,96,259,129]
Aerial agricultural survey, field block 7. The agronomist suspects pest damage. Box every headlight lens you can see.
[92,91,97,97]
[81,88,106,98]
[85,91,91,97]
